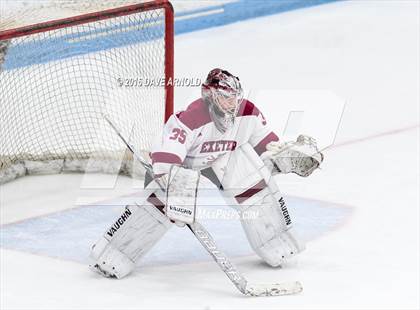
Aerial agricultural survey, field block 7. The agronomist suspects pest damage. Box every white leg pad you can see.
[90,201,172,278]
[211,143,305,267]
[90,237,135,279]
[238,189,304,267]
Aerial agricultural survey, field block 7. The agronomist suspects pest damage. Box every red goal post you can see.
[0,1,174,183]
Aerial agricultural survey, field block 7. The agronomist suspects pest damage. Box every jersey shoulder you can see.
[237,99,268,127]
[237,99,262,117]
[175,98,212,131]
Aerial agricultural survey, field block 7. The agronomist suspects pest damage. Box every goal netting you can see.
[0,1,174,184]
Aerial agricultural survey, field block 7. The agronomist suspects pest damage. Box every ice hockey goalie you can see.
[90,68,324,278]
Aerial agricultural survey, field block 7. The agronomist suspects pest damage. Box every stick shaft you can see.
[188,222,248,293]
[102,115,165,190]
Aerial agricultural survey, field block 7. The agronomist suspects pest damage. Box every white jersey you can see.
[151,98,279,175]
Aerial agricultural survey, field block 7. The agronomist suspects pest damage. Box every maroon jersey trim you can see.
[176,98,212,130]
[254,132,279,156]
[151,152,183,165]
[237,99,261,117]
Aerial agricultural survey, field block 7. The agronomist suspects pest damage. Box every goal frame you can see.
[0,0,174,122]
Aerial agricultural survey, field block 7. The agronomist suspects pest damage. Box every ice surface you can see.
[0,190,351,265]
[1,1,419,309]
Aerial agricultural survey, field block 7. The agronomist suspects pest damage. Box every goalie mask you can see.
[202,68,243,132]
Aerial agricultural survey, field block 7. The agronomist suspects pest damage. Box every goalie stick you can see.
[103,115,303,297]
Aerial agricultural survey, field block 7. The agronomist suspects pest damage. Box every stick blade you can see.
[245,281,303,297]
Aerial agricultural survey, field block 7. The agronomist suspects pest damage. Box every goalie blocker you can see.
[90,139,314,278]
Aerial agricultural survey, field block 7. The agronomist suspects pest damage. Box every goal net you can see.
[0,1,174,184]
